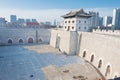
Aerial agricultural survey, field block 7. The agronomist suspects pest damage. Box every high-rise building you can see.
[89,11,99,28]
[10,15,17,23]
[53,19,57,26]
[18,18,25,23]
[45,21,51,25]
[112,8,120,29]
[32,19,37,22]
[26,19,31,22]
[104,16,112,26]
[0,17,7,27]
[99,17,103,27]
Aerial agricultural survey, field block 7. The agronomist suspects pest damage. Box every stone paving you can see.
[42,63,103,80]
[0,45,85,80]
[24,45,60,54]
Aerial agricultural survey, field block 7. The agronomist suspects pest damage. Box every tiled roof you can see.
[62,9,91,18]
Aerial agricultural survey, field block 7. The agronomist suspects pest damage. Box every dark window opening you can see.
[98,60,102,68]
[83,51,86,58]
[79,20,81,23]
[72,20,75,23]
[105,65,110,77]
[90,55,94,62]
[72,26,74,29]
[65,26,66,29]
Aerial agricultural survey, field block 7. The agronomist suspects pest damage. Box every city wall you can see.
[78,32,120,79]
[50,29,120,79]
[50,29,77,55]
[0,28,50,45]
[1,28,120,79]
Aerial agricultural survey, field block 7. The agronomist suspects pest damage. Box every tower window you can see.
[72,26,74,29]
[79,20,81,23]
[67,26,70,31]
[72,20,75,23]
[84,27,86,30]
[65,26,66,29]
[84,21,86,23]
[65,21,67,23]
[68,21,70,23]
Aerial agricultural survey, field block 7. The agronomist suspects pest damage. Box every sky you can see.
[0,0,120,23]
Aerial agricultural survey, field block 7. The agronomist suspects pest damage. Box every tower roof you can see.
[62,9,92,18]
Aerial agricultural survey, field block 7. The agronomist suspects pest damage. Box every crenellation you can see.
[93,29,120,36]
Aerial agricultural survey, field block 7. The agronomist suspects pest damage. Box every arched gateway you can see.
[8,39,12,44]
[28,38,33,43]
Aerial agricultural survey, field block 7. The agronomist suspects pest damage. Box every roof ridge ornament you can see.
[78,8,84,13]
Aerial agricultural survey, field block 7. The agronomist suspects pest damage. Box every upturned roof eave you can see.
[62,14,92,18]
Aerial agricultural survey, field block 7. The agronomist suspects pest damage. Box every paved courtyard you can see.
[0,45,104,80]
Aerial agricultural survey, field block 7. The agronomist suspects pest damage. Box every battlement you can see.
[93,29,120,36]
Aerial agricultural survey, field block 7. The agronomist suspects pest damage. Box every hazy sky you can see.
[0,0,120,22]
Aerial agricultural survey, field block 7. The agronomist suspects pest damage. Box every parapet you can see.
[92,29,120,36]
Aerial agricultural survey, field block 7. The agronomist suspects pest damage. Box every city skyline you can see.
[0,0,120,22]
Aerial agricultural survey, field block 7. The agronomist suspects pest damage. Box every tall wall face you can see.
[50,29,77,55]
[50,29,120,79]
[0,28,50,45]
[69,31,78,55]
[78,32,120,79]
[37,29,51,44]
